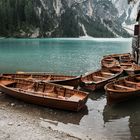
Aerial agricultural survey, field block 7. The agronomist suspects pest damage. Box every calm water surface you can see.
[0,38,132,75]
[0,38,139,140]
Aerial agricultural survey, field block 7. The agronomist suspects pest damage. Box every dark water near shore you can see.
[1,38,139,140]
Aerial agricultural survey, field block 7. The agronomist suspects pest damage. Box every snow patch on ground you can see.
[79,36,132,42]
[122,23,135,35]
[81,24,88,36]
[86,0,93,17]
[53,0,62,16]
[40,0,47,10]
[37,7,42,18]
[129,0,140,22]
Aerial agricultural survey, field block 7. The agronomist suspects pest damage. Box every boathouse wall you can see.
[132,8,140,64]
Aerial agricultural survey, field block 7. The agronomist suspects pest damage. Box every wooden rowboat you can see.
[103,53,132,61]
[105,74,140,105]
[101,53,134,69]
[0,76,88,111]
[121,63,140,75]
[101,53,140,75]
[2,73,81,89]
[80,66,123,91]
[101,56,119,68]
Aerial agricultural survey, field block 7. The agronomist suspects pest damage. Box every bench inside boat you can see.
[0,80,16,86]
[114,84,135,90]
[101,72,115,76]
[93,75,107,80]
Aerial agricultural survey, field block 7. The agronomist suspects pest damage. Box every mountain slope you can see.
[0,0,131,38]
[112,0,140,34]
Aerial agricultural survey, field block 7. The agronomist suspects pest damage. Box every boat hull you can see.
[0,84,88,112]
[105,74,140,105]
[105,89,140,105]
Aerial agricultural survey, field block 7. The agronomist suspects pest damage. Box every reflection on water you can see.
[103,99,140,140]
[40,106,88,125]
[0,92,88,125]
[88,90,105,100]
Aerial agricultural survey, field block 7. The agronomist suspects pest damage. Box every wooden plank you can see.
[125,80,137,85]
[68,95,81,102]
[62,85,74,90]
[101,72,114,76]
[93,75,106,79]
[114,84,135,90]
[0,81,16,86]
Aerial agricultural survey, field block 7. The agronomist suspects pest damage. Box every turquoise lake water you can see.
[1,37,139,140]
[0,38,132,75]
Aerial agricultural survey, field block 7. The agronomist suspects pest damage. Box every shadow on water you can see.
[0,92,88,125]
[80,87,105,101]
[88,90,105,100]
[103,99,140,139]
[39,106,88,125]
[103,98,140,122]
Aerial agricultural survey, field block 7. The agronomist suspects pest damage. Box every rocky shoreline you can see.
[0,93,81,140]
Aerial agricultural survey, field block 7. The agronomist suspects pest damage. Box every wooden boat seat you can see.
[83,80,93,84]
[62,85,74,90]
[36,91,58,98]
[13,87,54,97]
[114,84,135,90]
[120,63,132,66]
[0,81,16,86]
[101,72,115,76]
[104,59,114,61]
[125,80,140,88]
[125,80,137,85]
[22,84,34,90]
[46,92,58,97]
[25,76,33,80]
[135,77,140,81]
[93,75,106,80]
[68,94,81,102]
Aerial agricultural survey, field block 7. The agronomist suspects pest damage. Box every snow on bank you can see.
[0,36,132,43]
[44,37,132,42]
[79,36,132,42]
[122,23,135,35]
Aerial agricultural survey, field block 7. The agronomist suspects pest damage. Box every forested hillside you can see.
[0,0,130,38]
[0,0,40,37]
